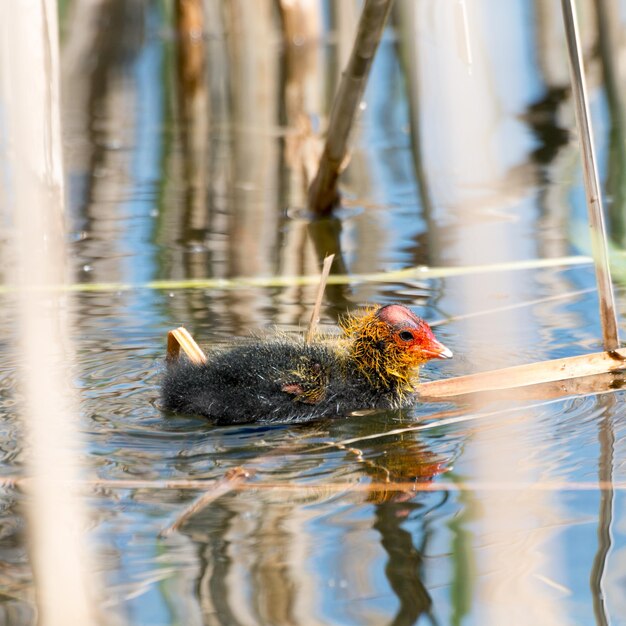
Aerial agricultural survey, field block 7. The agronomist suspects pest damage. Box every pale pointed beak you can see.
[421,339,453,360]
[435,343,453,359]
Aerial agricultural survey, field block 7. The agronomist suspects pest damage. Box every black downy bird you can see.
[161,304,452,425]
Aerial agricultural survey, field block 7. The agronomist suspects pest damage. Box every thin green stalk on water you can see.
[0,255,593,294]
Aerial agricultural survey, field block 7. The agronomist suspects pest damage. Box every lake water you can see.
[3,1,626,624]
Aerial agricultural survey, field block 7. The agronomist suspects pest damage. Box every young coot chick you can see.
[162,304,452,425]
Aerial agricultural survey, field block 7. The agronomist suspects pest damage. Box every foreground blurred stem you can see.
[0,1,100,624]
[307,0,394,215]
[561,0,620,351]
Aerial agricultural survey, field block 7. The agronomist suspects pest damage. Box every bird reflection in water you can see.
[176,436,449,625]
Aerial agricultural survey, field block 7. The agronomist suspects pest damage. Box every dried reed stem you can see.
[305,253,335,343]
[307,0,394,215]
[561,0,620,350]
[417,349,626,400]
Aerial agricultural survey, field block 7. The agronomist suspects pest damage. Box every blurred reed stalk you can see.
[175,0,210,236]
[279,0,323,198]
[222,0,282,328]
[594,0,626,245]
[307,0,394,216]
[0,1,99,624]
[561,0,620,351]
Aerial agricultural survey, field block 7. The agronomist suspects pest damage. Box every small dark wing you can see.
[280,359,329,404]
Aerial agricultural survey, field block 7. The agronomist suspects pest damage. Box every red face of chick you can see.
[376,305,452,362]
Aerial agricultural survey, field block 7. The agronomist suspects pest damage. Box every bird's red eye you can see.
[398,330,414,341]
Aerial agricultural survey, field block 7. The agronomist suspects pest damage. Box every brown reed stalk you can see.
[561,0,620,351]
[417,349,626,400]
[166,327,207,364]
[308,0,394,215]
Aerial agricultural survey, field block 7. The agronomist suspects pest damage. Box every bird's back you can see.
[161,338,410,424]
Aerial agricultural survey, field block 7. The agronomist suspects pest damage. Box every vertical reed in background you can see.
[405,1,567,623]
[595,0,626,245]
[279,0,323,201]
[308,0,394,215]
[222,0,282,330]
[277,0,353,317]
[0,1,98,624]
[175,0,210,239]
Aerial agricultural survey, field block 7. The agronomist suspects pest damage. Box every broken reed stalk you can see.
[307,0,394,215]
[0,255,592,294]
[166,327,207,364]
[305,253,335,343]
[417,348,626,401]
[561,0,620,351]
